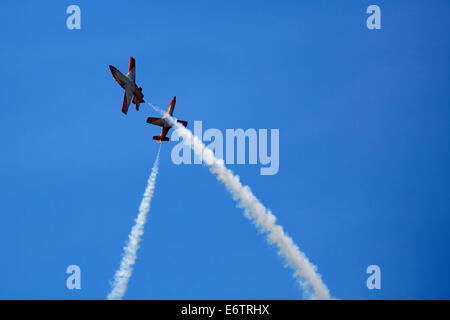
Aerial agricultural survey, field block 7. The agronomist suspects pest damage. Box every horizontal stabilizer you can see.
[153,136,170,142]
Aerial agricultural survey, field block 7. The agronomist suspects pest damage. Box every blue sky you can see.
[0,0,449,299]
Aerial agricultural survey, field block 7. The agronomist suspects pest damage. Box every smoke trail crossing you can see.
[149,102,331,300]
[107,145,162,300]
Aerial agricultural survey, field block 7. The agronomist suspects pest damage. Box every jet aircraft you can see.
[146,96,188,143]
[109,56,145,114]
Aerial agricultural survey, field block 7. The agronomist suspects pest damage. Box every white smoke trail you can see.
[149,103,331,300]
[107,145,161,300]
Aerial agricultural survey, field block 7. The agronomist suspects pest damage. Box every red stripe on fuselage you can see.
[165,96,176,115]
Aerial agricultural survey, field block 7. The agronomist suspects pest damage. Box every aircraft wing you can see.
[146,117,166,127]
[109,65,127,88]
[122,90,133,114]
[126,57,135,83]
[177,120,188,127]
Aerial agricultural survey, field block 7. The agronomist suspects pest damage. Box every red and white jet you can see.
[109,56,145,114]
[146,96,188,143]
